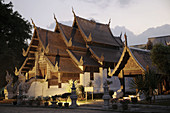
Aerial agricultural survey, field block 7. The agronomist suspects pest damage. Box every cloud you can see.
[117,0,132,7]
[79,0,111,9]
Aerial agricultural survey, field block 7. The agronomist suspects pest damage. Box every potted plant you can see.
[110,98,118,109]
[120,99,130,110]
[62,93,71,107]
[28,96,35,106]
[131,96,138,104]
[51,95,58,107]
[57,95,62,107]
[36,96,43,106]
[43,96,50,106]
[12,95,17,105]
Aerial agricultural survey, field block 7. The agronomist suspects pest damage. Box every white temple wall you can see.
[26,81,48,97]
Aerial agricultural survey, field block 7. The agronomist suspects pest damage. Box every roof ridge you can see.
[76,16,108,26]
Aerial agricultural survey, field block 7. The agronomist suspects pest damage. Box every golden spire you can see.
[124,33,127,47]
[31,18,36,28]
[108,18,111,26]
[54,13,58,23]
[72,7,76,16]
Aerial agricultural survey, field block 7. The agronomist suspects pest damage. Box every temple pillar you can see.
[99,67,104,92]
[35,52,39,77]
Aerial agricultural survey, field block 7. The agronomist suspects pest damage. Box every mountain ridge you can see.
[111,24,170,45]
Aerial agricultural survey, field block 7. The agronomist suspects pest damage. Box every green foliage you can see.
[78,85,85,98]
[151,44,170,75]
[130,70,161,101]
[0,0,32,89]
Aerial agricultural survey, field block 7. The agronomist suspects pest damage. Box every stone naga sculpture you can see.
[5,71,14,98]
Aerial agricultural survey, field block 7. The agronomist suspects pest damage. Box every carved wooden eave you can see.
[57,23,71,47]
[43,55,59,72]
[86,45,103,65]
[15,57,30,76]
[108,45,145,77]
[22,29,38,57]
[66,49,84,66]
[73,16,90,43]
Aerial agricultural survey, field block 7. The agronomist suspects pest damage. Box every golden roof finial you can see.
[72,7,76,16]
[31,18,36,28]
[124,33,127,47]
[53,13,58,23]
[108,18,111,26]
[120,32,122,38]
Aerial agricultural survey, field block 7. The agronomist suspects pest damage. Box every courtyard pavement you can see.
[0,95,170,113]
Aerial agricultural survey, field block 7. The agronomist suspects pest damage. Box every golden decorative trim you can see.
[87,33,92,42]
[68,38,72,47]
[22,48,27,57]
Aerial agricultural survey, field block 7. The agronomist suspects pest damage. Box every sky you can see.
[4,0,170,35]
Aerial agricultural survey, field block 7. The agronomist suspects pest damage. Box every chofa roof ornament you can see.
[31,18,36,28]
[72,7,76,16]
[124,33,128,47]
[108,18,111,26]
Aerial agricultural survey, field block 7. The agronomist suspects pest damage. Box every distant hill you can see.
[111,24,170,46]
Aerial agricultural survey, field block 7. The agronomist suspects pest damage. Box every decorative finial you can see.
[72,7,76,16]
[87,33,92,41]
[22,48,27,57]
[79,56,83,65]
[146,65,149,72]
[15,67,20,76]
[108,18,111,26]
[108,67,111,76]
[54,13,58,23]
[68,37,72,46]
[124,33,127,47]
[100,53,104,62]
[120,32,122,38]
[45,44,50,53]
[31,18,36,28]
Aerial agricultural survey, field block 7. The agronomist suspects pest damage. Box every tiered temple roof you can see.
[109,34,157,77]
[15,12,123,76]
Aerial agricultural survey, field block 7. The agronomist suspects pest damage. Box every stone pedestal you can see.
[70,81,78,108]
[102,82,111,110]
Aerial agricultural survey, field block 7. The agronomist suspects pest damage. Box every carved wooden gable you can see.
[123,56,143,75]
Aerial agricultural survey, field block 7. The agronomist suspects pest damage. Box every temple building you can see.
[108,34,168,95]
[14,11,125,97]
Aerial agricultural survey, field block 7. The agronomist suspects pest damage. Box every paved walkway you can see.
[0,95,170,113]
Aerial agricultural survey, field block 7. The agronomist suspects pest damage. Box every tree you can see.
[146,40,153,50]
[151,44,170,75]
[0,0,32,89]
